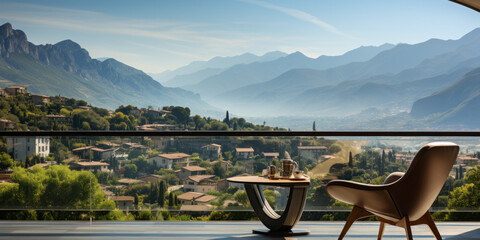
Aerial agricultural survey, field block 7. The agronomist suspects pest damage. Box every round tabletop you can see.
[227,175,310,186]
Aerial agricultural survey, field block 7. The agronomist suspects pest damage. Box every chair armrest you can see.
[384,172,405,184]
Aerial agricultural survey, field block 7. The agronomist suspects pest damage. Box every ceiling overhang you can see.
[450,0,480,12]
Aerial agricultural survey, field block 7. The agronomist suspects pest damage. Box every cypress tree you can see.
[381,150,386,175]
[150,182,157,204]
[459,165,464,179]
[348,152,353,167]
[158,181,166,207]
[223,111,230,126]
[168,192,174,207]
[312,121,316,131]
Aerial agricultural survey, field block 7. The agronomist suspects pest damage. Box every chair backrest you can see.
[388,142,459,221]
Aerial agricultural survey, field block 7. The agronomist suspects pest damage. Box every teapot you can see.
[280,151,298,177]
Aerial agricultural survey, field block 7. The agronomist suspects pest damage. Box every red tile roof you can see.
[182,166,207,172]
[72,146,93,151]
[177,192,217,203]
[195,195,217,203]
[202,143,221,148]
[6,86,25,89]
[90,147,111,152]
[179,205,213,211]
[118,178,144,184]
[177,192,204,201]
[138,175,162,182]
[262,152,279,157]
[158,153,191,159]
[236,147,254,153]
[188,175,215,183]
[71,161,109,167]
[0,119,14,123]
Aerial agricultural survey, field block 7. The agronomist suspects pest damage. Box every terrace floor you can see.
[0,221,479,239]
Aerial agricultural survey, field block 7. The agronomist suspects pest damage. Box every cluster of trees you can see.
[0,165,114,210]
[0,94,282,131]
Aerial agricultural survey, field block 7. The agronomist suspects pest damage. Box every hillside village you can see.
[0,88,479,220]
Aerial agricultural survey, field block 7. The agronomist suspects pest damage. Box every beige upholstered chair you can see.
[326,142,459,240]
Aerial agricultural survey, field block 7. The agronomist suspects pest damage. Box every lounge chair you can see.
[326,142,459,240]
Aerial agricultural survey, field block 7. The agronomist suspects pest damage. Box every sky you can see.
[0,0,479,74]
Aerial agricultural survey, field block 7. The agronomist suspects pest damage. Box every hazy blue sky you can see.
[0,0,479,73]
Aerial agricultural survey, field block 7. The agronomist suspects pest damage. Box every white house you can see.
[148,153,191,169]
[298,146,327,160]
[177,192,217,206]
[177,166,207,180]
[183,175,216,193]
[7,137,50,162]
[201,144,222,160]
[108,196,135,209]
[69,161,110,173]
[235,147,254,160]
[150,136,174,150]
[0,119,15,130]
[262,152,279,160]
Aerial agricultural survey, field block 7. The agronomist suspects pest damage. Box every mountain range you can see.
[411,67,480,128]
[0,23,215,114]
[181,44,395,98]
[150,51,287,86]
[158,26,480,129]
[3,21,480,129]
[203,29,480,117]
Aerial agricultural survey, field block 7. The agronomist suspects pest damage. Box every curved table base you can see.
[253,228,310,236]
[245,183,308,235]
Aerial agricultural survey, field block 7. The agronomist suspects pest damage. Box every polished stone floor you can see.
[0,221,478,239]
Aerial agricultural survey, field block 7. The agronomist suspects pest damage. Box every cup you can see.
[267,165,276,179]
[293,170,304,179]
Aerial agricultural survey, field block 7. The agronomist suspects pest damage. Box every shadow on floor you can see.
[446,227,480,239]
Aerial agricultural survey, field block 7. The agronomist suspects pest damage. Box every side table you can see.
[227,176,310,236]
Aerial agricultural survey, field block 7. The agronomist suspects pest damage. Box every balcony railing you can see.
[0,131,479,221]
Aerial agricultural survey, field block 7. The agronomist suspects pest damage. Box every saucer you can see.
[289,175,309,180]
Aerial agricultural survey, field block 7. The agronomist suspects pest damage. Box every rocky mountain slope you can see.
[0,23,214,113]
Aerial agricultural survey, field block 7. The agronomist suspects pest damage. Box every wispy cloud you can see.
[241,0,351,38]
[0,2,254,47]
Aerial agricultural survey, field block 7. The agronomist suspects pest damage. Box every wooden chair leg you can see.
[423,212,442,240]
[399,216,413,240]
[377,222,386,240]
[338,206,373,240]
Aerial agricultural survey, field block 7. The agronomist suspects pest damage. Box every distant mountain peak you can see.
[96,57,111,62]
[54,39,82,51]
[0,22,13,37]
[239,52,256,57]
[0,22,29,57]
[288,51,307,58]
[0,22,27,41]
[262,51,287,59]
[458,27,480,42]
